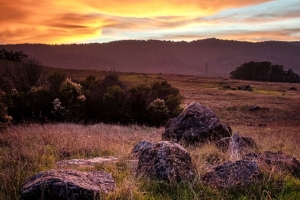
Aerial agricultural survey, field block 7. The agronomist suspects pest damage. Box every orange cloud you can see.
[0,0,289,44]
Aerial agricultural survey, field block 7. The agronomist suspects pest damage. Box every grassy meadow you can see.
[1,70,300,199]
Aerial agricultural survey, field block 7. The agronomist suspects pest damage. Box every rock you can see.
[136,141,195,182]
[202,160,259,189]
[290,87,297,90]
[162,102,232,145]
[244,85,253,91]
[20,169,115,200]
[216,133,257,160]
[238,85,253,92]
[249,105,261,111]
[131,140,155,159]
[56,156,119,168]
[222,85,231,89]
[244,151,300,177]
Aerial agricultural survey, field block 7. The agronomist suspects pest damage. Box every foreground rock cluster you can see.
[20,102,300,199]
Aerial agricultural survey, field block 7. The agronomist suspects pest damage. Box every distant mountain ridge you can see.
[1,38,299,77]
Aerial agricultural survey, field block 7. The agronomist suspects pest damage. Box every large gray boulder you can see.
[136,141,195,182]
[202,160,259,189]
[20,169,115,200]
[162,102,232,145]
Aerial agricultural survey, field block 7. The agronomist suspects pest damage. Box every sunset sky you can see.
[0,0,300,44]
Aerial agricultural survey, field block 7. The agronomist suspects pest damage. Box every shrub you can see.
[0,91,12,127]
[48,72,66,95]
[150,81,183,117]
[103,85,127,123]
[146,98,169,127]
[127,80,182,125]
[59,78,86,122]
[51,98,65,122]
[27,86,54,122]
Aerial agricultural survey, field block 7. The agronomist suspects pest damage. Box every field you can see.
[1,70,300,199]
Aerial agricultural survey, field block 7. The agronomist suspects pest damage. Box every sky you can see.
[0,0,300,44]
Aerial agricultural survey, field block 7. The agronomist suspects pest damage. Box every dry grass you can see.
[1,74,300,199]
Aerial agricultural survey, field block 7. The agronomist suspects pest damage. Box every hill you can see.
[1,38,300,77]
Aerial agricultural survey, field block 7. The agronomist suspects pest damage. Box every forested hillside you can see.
[1,38,300,77]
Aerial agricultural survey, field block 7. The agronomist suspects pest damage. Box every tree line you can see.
[0,49,183,127]
[230,61,300,83]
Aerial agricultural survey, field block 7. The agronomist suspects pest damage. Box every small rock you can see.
[249,105,261,111]
[244,85,253,91]
[136,141,195,182]
[244,151,300,177]
[223,85,231,89]
[290,87,297,91]
[162,102,232,145]
[56,156,119,168]
[20,169,115,200]
[202,160,259,189]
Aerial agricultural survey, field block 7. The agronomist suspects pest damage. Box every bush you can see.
[146,99,169,127]
[59,78,86,122]
[27,86,54,122]
[0,91,12,127]
[127,80,183,125]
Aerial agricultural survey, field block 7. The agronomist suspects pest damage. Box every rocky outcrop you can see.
[20,169,115,200]
[216,132,257,160]
[162,102,231,145]
[202,160,259,189]
[131,140,155,159]
[244,151,300,177]
[136,141,195,182]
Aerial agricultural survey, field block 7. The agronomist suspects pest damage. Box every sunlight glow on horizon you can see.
[0,0,299,44]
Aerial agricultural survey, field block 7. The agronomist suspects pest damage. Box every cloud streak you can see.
[0,0,299,44]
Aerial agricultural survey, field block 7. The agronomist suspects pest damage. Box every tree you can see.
[48,72,66,95]
[230,61,300,83]
[3,58,44,92]
[0,49,28,62]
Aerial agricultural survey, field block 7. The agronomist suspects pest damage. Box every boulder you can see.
[20,169,115,200]
[216,132,257,160]
[244,151,300,177]
[136,141,195,182]
[131,140,155,159]
[162,102,232,145]
[202,160,259,189]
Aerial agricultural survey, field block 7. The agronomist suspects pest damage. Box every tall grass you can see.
[1,122,300,200]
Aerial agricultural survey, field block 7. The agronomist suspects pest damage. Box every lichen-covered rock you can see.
[131,140,155,159]
[136,141,195,182]
[216,132,257,160]
[202,160,259,189]
[20,169,115,200]
[244,151,300,177]
[162,102,231,145]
